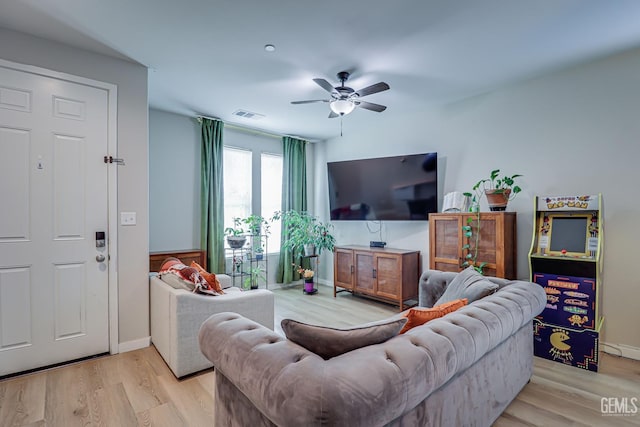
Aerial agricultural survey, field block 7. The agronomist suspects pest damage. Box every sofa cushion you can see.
[400,298,467,334]
[281,317,408,360]
[435,266,498,305]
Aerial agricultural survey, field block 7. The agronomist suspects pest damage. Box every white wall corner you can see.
[603,342,640,361]
[118,336,151,353]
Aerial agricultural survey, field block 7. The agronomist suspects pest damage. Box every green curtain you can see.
[200,118,225,273]
[277,136,307,283]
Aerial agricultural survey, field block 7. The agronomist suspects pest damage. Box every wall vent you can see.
[232,109,265,120]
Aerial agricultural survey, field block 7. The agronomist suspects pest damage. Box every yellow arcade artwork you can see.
[549,328,573,362]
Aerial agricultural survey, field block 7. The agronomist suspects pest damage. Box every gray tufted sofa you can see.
[198,270,546,426]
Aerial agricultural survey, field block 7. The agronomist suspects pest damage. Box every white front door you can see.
[0,65,110,376]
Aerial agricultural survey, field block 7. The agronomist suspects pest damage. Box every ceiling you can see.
[3,0,640,141]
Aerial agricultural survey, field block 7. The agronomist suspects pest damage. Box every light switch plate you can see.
[120,212,136,226]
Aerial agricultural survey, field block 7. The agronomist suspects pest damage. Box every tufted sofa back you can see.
[199,274,545,426]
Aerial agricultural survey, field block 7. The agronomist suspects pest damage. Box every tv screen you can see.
[327,153,438,221]
[549,216,589,255]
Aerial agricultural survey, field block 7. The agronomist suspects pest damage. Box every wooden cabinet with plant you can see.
[334,245,420,311]
[429,212,517,279]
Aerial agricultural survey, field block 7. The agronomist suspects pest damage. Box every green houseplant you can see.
[243,266,266,290]
[460,169,523,274]
[466,169,523,211]
[241,214,270,236]
[272,210,336,257]
[241,214,270,259]
[224,217,247,249]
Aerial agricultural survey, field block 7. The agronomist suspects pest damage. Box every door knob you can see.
[96,254,106,263]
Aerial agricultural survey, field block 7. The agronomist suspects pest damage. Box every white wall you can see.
[318,47,640,351]
[148,114,318,285]
[149,109,201,251]
[0,28,150,346]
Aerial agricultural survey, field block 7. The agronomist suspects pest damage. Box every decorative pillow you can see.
[158,258,222,296]
[281,317,408,360]
[435,266,499,305]
[190,261,224,294]
[399,298,467,334]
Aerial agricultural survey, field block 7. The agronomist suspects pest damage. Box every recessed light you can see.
[264,44,276,52]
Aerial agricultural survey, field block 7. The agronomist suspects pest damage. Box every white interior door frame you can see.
[0,58,119,354]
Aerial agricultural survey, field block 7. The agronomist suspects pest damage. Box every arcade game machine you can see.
[529,194,604,371]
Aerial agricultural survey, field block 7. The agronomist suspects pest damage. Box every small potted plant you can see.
[224,217,247,249]
[242,214,270,236]
[293,263,316,294]
[468,169,523,211]
[243,266,266,290]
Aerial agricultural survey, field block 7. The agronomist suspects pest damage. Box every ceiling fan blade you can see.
[291,99,329,104]
[355,82,390,97]
[313,78,336,93]
[354,100,387,112]
[328,111,339,119]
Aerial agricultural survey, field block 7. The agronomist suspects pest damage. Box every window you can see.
[261,153,283,252]
[223,146,282,253]
[223,147,252,243]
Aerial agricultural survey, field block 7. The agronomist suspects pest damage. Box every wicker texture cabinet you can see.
[334,245,420,310]
[429,212,517,279]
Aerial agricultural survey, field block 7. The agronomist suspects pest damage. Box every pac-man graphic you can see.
[549,328,573,362]
[568,315,588,327]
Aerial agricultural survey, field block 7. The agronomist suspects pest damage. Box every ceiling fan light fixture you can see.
[330,99,355,116]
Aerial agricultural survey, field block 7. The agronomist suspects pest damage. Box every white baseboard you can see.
[118,336,151,353]
[603,342,640,361]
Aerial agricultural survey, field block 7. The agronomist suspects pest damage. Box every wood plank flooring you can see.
[0,284,638,426]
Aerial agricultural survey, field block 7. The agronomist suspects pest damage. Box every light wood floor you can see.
[1,284,638,426]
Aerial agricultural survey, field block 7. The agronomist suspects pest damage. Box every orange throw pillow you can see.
[436,298,468,315]
[190,261,224,294]
[399,298,467,334]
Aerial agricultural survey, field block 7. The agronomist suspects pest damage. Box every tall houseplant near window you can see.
[273,210,336,258]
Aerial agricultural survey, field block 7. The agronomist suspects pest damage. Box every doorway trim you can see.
[0,58,119,354]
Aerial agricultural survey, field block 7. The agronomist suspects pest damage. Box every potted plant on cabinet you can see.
[467,169,523,211]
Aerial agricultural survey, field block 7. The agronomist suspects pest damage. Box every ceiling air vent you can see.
[232,109,265,120]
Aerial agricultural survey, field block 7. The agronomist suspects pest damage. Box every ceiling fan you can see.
[292,71,390,118]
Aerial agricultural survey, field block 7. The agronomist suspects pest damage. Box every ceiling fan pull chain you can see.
[340,116,343,136]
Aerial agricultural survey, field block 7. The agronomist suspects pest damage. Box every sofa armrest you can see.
[150,276,274,377]
[418,270,457,307]
[217,274,232,289]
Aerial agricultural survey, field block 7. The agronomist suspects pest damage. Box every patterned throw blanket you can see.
[159,257,224,296]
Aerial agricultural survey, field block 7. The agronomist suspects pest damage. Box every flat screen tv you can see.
[327,152,438,221]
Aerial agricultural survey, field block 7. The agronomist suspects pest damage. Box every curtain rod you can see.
[195,115,313,142]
